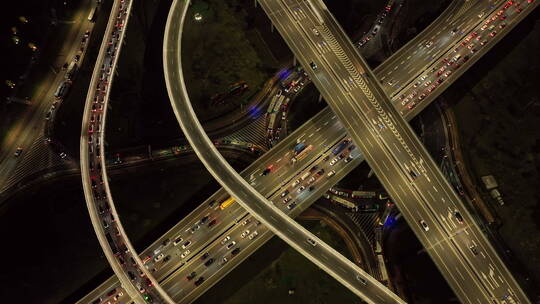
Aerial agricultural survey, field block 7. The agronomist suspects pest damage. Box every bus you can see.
[219,197,235,210]
[88,6,97,22]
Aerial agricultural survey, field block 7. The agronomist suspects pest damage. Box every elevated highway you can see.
[79,0,537,302]
[257,0,532,302]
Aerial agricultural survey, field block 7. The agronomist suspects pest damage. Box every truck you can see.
[219,197,235,210]
[292,144,313,163]
[332,139,349,155]
[293,142,307,155]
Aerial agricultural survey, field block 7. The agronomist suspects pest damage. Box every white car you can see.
[292,179,300,187]
[181,250,190,259]
[248,231,259,240]
[221,236,231,245]
[242,219,251,226]
[307,238,317,246]
[241,230,250,238]
[297,186,306,193]
[419,220,429,231]
[226,241,237,250]
[330,158,338,166]
[154,253,165,262]
[327,170,336,177]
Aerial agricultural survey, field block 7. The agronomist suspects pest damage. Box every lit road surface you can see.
[0,0,95,192]
[257,0,531,303]
[163,0,403,303]
[80,0,539,302]
[79,0,174,303]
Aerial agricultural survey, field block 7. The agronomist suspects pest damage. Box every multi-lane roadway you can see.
[260,0,531,303]
[79,0,175,303]
[79,0,537,303]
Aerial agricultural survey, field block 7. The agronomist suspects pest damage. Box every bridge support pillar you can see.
[318,93,323,103]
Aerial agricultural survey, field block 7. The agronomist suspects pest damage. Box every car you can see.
[469,245,478,255]
[59,152,67,159]
[220,257,229,266]
[310,62,318,70]
[344,155,354,163]
[454,210,464,223]
[307,238,317,246]
[499,22,506,29]
[261,165,272,176]
[154,253,165,262]
[242,218,251,226]
[194,277,205,286]
[308,185,315,192]
[200,215,209,224]
[283,196,292,204]
[323,155,330,161]
[14,147,23,157]
[204,258,214,267]
[480,39,488,46]
[173,236,183,246]
[241,230,250,238]
[281,190,289,197]
[201,252,209,260]
[312,27,320,35]
[74,54,80,62]
[292,179,301,187]
[248,231,259,240]
[425,41,433,48]
[221,236,231,245]
[316,169,325,176]
[182,240,191,249]
[181,250,190,259]
[330,158,338,166]
[231,247,241,256]
[467,43,475,49]
[489,31,497,37]
[308,176,316,184]
[186,271,197,281]
[356,275,367,285]
[208,219,217,227]
[297,186,306,193]
[287,202,297,210]
[327,170,336,177]
[226,241,237,250]
[424,80,432,87]
[190,224,200,234]
[419,220,429,231]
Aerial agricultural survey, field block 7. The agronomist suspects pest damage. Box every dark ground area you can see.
[0,0,86,142]
[444,7,540,296]
[384,218,457,304]
[182,0,274,123]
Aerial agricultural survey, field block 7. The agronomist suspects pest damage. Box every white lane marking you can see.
[433,186,438,192]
